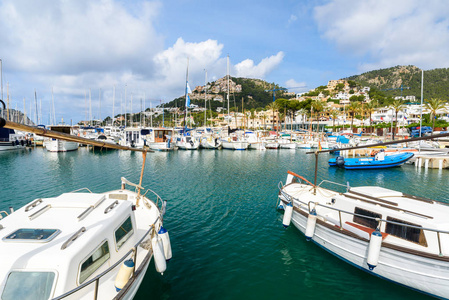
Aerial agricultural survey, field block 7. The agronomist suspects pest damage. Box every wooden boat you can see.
[0,118,172,300]
[277,132,449,299]
[328,151,414,169]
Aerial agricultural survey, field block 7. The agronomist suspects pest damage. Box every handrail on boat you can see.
[52,216,161,300]
[279,188,449,256]
[317,180,350,191]
[0,211,9,219]
[69,188,93,194]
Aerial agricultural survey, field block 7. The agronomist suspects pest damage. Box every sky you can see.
[1,0,449,123]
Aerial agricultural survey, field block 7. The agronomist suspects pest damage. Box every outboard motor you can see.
[336,156,345,168]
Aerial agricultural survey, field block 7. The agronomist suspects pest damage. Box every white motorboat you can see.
[0,119,172,300]
[278,170,449,299]
[176,134,200,150]
[221,133,249,150]
[146,128,175,151]
[43,126,78,152]
[200,135,221,149]
[0,127,28,151]
[119,127,151,149]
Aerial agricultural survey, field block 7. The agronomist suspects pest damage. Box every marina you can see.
[0,143,445,299]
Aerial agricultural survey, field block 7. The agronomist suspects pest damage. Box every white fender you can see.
[152,235,167,274]
[282,202,293,228]
[114,259,134,292]
[158,226,172,261]
[305,209,317,241]
[367,229,383,270]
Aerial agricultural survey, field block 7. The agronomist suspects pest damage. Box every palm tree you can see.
[425,98,447,132]
[364,101,377,127]
[311,100,324,133]
[329,109,340,130]
[250,108,256,129]
[347,101,360,131]
[297,108,307,129]
[389,99,406,140]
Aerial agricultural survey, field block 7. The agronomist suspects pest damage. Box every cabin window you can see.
[115,216,134,250]
[79,241,110,283]
[2,271,55,300]
[386,217,427,246]
[353,207,381,229]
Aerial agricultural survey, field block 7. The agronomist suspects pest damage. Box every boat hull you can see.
[44,140,79,152]
[285,205,449,299]
[328,153,414,169]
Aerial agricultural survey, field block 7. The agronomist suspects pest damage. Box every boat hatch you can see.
[3,228,61,243]
[2,271,56,300]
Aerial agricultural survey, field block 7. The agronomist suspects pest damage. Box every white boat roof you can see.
[0,191,134,272]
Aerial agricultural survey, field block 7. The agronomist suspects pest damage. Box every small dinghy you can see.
[328,150,414,169]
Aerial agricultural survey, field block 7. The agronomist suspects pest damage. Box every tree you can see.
[424,98,447,132]
[329,109,340,129]
[347,101,360,130]
[364,101,377,127]
[311,100,324,133]
[389,100,406,140]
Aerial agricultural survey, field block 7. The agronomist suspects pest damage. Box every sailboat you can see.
[0,118,172,300]
[220,55,249,150]
[277,132,449,299]
[176,59,200,151]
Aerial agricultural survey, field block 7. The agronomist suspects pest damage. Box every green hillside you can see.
[345,65,449,100]
[162,77,288,111]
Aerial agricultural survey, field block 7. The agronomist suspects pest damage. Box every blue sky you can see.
[1,0,448,123]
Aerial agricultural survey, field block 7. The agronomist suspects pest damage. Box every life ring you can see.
[370,150,379,156]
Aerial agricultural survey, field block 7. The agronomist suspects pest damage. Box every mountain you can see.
[162,77,291,111]
[345,65,449,100]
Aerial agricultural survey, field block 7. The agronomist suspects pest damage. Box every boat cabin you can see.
[0,189,154,299]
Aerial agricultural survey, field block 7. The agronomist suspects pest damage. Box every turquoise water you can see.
[1,147,445,300]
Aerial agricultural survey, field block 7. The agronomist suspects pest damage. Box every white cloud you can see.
[0,0,287,121]
[288,14,298,25]
[313,0,449,71]
[0,0,162,74]
[285,79,307,92]
[234,52,285,78]
[152,38,224,93]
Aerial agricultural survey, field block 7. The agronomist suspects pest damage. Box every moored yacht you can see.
[278,132,449,299]
[43,126,78,152]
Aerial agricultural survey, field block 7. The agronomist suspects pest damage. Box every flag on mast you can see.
[185,82,192,108]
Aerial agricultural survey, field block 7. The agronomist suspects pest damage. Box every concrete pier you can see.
[413,154,449,169]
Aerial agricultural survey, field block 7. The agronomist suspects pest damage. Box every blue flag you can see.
[185,82,191,107]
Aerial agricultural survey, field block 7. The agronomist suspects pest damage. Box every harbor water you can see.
[1,147,445,300]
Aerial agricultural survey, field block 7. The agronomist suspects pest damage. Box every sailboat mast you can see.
[112,85,115,126]
[183,58,189,130]
[204,69,207,127]
[0,59,2,104]
[34,90,38,125]
[227,55,230,126]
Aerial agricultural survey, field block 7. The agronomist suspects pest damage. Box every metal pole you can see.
[0,59,2,102]
[313,151,318,195]
[419,69,424,153]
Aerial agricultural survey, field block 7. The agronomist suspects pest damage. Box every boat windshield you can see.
[2,271,55,300]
